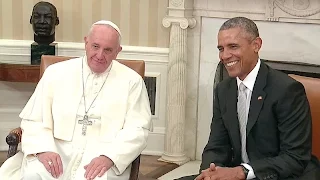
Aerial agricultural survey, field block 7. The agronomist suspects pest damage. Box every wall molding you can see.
[266,0,320,23]
[0,39,169,64]
[193,1,320,24]
[142,127,166,155]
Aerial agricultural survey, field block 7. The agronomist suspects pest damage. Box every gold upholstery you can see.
[289,74,320,160]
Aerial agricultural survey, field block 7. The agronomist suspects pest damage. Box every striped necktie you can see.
[238,82,249,163]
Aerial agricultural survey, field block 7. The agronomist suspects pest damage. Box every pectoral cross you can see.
[78,115,93,136]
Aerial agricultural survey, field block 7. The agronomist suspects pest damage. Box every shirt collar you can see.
[236,59,261,91]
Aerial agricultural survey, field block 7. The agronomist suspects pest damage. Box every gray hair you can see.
[219,17,259,39]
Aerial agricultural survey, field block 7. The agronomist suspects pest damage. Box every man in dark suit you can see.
[177,17,320,180]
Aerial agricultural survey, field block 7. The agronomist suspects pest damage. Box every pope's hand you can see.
[36,152,63,179]
[84,155,114,180]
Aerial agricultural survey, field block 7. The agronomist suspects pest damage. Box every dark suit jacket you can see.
[200,61,319,180]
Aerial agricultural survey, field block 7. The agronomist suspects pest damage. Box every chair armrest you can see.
[6,127,22,158]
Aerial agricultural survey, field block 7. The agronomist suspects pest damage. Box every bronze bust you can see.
[30,1,59,45]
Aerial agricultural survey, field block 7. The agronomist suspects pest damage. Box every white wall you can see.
[0,40,169,155]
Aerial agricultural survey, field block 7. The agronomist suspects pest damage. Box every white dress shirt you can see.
[236,59,261,179]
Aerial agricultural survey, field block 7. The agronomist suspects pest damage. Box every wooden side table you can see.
[0,63,40,83]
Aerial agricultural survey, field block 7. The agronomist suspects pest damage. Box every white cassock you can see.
[0,57,152,180]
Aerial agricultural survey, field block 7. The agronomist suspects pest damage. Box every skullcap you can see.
[93,20,122,37]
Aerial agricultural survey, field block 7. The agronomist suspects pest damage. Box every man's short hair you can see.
[219,17,259,39]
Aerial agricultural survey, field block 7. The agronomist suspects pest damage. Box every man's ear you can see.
[253,37,262,53]
[55,17,60,25]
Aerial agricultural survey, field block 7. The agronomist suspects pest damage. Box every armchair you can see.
[6,55,145,180]
[289,74,320,159]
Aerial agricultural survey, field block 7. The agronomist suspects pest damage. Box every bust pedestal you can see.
[31,42,57,65]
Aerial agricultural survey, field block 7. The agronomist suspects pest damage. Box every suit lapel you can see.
[225,79,241,150]
[246,62,268,135]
